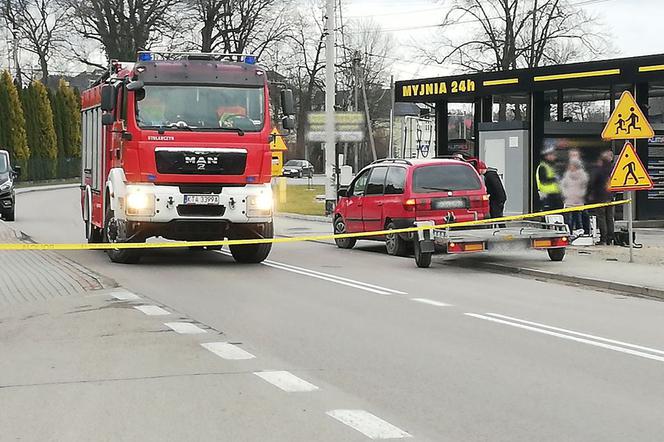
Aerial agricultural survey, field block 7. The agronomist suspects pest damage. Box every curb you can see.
[464,261,664,301]
[15,183,80,194]
[276,213,330,223]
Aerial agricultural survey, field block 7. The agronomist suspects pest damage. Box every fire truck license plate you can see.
[184,195,220,205]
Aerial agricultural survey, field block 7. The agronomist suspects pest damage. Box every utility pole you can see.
[324,0,336,214]
[353,51,361,172]
[360,61,377,162]
[389,75,395,158]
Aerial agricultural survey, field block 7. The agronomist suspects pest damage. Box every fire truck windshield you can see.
[136,85,265,132]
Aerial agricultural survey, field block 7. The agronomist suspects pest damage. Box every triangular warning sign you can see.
[270,128,288,151]
[602,91,654,140]
[608,142,654,192]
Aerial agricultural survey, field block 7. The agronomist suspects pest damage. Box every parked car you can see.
[282,159,314,178]
[0,150,20,221]
[333,158,489,256]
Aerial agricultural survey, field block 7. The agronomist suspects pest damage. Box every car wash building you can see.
[394,53,664,223]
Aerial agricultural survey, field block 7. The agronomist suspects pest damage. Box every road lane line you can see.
[264,260,408,295]
[485,313,664,356]
[134,305,170,316]
[164,322,207,334]
[410,298,451,307]
[326,409,412,439]
[466,313,664,363]
[111,290,140,301]
[254,371,319,392]
[262,262,392,295]
[215,250,406,295]
[201,342,256,360]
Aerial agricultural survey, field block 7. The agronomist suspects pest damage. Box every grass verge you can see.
[274,184,325,216]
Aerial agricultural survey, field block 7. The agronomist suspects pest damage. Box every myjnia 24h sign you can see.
[306,112,365,142]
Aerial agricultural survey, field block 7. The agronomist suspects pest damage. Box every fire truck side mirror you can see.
[100,85,115,112]
[102,113,115,126]
[282,116,295,131]
[280,89,295,116]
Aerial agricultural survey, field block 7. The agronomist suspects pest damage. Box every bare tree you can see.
[423,0,609,72]
[1,0,69,83]
[279,2,326,159]
[60,0,181,64]
[188,0,291,58]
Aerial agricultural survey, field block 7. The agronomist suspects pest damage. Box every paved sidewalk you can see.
[0,221,110,304]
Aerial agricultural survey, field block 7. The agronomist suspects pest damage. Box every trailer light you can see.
[138,52,152,62]
[125,186,155,216]
[464,243,484,252]
[533,239,553,248]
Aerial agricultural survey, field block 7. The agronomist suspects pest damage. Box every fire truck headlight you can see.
[246,192,273,217]
[125,186,155,216]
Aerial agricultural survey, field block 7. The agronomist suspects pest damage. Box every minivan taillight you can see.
[403,198,431,211]
[469,194,489,206]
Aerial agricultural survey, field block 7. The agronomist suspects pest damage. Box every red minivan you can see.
[333,158,489,255]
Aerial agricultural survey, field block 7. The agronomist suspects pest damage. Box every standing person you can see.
[478,161,507,218]
[561,159,589,235]
[588,150,615,245]
[536,146,563,210]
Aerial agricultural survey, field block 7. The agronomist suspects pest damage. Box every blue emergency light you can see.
[138,52,152,62]
[244,55,257,65]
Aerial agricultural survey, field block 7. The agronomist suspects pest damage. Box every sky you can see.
[344,0,664,80]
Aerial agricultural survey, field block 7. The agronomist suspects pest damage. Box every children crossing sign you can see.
[602,91,654,140]
[608,142,654,192]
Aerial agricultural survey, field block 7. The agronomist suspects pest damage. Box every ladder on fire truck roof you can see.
[136,51,259,63]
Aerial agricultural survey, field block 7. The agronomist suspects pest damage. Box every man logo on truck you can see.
[185,156,219,170]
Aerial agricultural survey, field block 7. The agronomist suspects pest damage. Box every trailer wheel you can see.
[229,223,273,263]
[2,207,15,221]
[103,206,142,264]
[547,248,566,262]
[413,240,433,268]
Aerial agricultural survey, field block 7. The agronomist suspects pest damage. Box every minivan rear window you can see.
[412,164,481,193]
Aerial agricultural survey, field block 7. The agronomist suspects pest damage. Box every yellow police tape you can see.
[0,200,629,251]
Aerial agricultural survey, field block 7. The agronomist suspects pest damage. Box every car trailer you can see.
[412,215,570,268]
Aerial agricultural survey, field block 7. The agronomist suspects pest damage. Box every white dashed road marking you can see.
[201,342,256,360]
[164,322,207,334]
[466,313,664,363]
[254,370,319,392]
[111,290,140,301]
[410,298,451,307]
[134,305,170,316]
[327,409,412,439]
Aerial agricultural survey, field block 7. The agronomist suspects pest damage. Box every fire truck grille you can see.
[155,149,246,175]
[177,205,227,217]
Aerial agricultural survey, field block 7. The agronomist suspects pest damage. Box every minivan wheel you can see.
[334,217,356,249]
[385,222,408,256]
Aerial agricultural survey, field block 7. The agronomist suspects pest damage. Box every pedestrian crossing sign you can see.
[608,141,654,192]
[602,91,654,140]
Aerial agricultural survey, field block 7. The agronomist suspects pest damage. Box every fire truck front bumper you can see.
[119,183,273,225]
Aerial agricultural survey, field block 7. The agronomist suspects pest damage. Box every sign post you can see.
[602,91,655,263]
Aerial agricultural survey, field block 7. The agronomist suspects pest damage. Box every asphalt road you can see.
[10,187,664,441]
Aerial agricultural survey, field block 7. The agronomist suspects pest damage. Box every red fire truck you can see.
[80,52,294,264]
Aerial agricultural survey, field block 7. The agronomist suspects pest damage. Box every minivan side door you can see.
[344,169,370,233]
[382,166,407,223]
[362,166,388,232]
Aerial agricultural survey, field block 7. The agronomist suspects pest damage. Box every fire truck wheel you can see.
[385,222,409,256]
[229,223,273,263]
[413,240,432,268]
[103,207,142,264]
[547,248,566,262]
[333,216,356,249]
[88,226,103,244]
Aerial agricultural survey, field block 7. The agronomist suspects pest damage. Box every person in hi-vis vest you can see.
[536,145,563,210]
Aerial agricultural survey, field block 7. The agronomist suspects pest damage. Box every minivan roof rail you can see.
[370,158,413,166]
